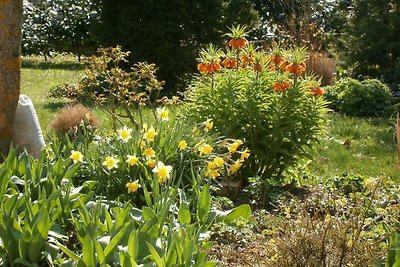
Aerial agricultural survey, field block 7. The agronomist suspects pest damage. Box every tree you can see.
[22,0,99,61]
[342,0,400,91]
[0,0,23,159]
[92,0,260,94]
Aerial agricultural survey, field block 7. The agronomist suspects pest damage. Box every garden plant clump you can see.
[184,25,328,198]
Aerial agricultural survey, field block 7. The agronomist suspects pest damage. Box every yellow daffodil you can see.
[143,127,157,142]
[117,126,132,143]
[143,148,156,159]
[126,180,141,193]
[147,159,156,168]
[102,156,119,170]
[205,169,220,179]
[213,157,224,167]
[229,160,243,175]
[199,144,213,156]
[178,140,188,151]
[70,150,83,164]
[204,119,213,131]
[156,107,169,121]
[208,161,217,170]
[228,140,243,153]
[241,148,250,160]
[153,161,173,183]
[138,140,146,149]
[126,155,139,166]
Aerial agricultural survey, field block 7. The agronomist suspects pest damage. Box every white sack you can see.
[12,94,45,159]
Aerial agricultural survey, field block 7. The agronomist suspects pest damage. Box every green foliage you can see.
[22,0,99,60]
[67,111,248,201]
[0,143,250,266]
[342,0,400,91]
[326,78,393,117]
[184,47,328,188]
[92,0,260,93]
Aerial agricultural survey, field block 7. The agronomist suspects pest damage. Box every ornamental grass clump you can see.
[183,26,329,194]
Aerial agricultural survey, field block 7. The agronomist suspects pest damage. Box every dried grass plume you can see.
[50,104,99,136]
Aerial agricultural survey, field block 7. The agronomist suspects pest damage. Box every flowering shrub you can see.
[183,26,328,190]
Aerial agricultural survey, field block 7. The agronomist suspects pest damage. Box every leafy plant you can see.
[184,31,328,197]
[326,78,393,117]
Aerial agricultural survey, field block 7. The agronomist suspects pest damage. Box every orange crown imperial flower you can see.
[222,58,238,69]
[228,37,249,49]
[197,61,222,75]
[253,63,263,72]
[272,81,290,92]
[285,62,307,75]
[309,87,326,96]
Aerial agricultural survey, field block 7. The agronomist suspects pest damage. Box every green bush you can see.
[183,46,328,189]
[326,78,393,117]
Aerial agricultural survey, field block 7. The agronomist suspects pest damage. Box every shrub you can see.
[183,30,328,193]
[326,78,393,117]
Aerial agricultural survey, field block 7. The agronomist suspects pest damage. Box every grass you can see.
[21,55,115,135]
[307,113,400,182]
[21,55,83,131]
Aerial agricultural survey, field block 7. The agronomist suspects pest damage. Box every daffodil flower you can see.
[143,147,156,159]
[126,180,141,193]
[156,107,169,121]
[117,126,132,143]
[205,169,220,179]
[126,155,139,166]
[70,150,83,164]
[228,140,243,153]
[213,157,224,166]
[241,148,251,161]
[103,156,119,170]
[143,127,157,142]
[147,159,156,168]
[178,140,187,151]
[204,119,213,131]
[199,144,213,156]
[138,140,146,149]
[229,160,243,175]
[153,161,173,183]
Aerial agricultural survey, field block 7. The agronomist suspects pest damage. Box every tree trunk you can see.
[0,0,23,159]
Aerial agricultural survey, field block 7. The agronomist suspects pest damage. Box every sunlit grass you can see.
[307,113,400,182]
[20,55,115,135]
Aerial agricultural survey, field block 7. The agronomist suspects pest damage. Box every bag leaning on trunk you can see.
[12,94,45,159]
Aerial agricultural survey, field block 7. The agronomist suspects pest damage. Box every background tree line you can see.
[22,0,400,93]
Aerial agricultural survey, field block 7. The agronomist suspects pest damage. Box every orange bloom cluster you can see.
[222,58,238,69]
[241,54,254,65]
[272,81,290,92]
[253,63,262,72]
[197,61,222,75]
[228,37,249,49]
[309,87,325,96]
[269,55,288,71]
[285,62,307,75]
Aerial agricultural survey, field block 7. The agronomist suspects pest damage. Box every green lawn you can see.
[308,113,400,182]
[21,56,83,131]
